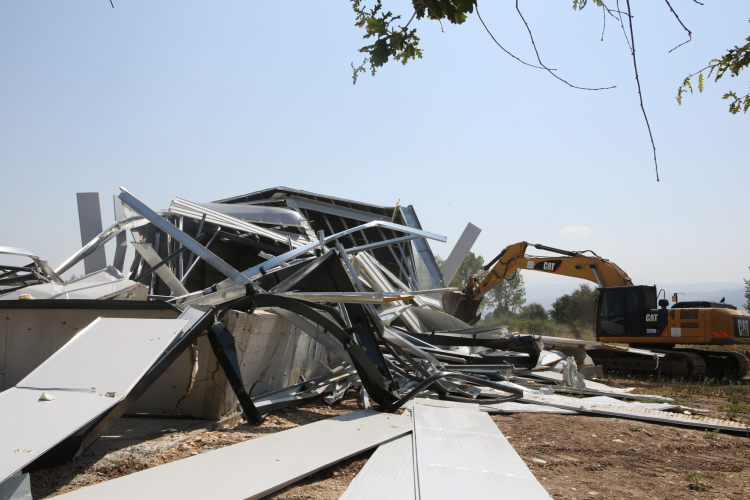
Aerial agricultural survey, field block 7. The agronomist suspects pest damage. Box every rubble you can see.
[0,186,747,498]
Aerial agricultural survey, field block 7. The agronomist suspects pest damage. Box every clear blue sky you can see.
[1,1,748,289]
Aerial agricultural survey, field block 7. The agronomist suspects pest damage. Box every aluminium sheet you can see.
[412,402,552,500]
[76,193,107,275]
[520,393,749,432]
[55,411,411,500]
[0,267,142,301]
[0,317,189,483]
[340,435,414,500]
[439,222,481,286]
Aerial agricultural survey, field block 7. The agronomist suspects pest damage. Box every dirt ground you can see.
[33,379,750,500]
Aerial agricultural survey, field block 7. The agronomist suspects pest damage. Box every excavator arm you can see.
[443,241,633,323]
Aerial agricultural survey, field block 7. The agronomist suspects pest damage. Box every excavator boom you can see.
[443,241,632,323]
[442,240,750,379]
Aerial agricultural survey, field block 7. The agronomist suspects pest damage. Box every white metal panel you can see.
[480,402,579,414]
[521,393,749,432]
[18,318,188,395]
[439,222,481,286]
[0,317,190,483]
[412,403,552,500]
[55,411,412,500]
[340,435,414,500]
[0,267,144,301]
[76,192,107,275]
[0,388,120,484]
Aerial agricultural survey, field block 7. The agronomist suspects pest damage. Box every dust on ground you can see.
[33,379,750,500]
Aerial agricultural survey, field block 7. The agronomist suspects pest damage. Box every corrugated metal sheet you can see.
[0,318,189,483]
[412,403,552,500]
[55,411,411,500]
[340,435,414,500]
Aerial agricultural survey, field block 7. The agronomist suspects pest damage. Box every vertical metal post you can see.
[208,322,263,424]
[149,233,160,295]
[183,213,206,275]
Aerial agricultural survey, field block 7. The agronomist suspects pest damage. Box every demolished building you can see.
[0,186,746,499]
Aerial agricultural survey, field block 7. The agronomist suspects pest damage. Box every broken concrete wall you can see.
[129,309,334,419]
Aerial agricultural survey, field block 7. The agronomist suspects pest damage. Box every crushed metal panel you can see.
[120,189,251,286]
[55,215,148,276]
[412,403,552,500]
[54,411,411,500]
[0,267,145,301]
[340,435,414,500]
[481,402,579,414]
[169,197,308,246]
[354,253,423,332]
[76,193,108,275]
[131,242,189,297]
[0,317,189,483]
[410,307,472,332]
[521,393,749,432]
[277,291,415,304]
[524,370,633,394]
[0,247,62,284]
[439,222,482,286]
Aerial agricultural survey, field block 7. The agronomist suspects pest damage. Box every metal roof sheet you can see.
[340,435,414,500]
[54,411,411,500]
[0,317,189,483]
[18,318,188,395]
[412,403,552,500]
[521,393,750,432]
[0,388,119,484]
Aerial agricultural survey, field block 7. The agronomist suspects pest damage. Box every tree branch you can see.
[663,0,692,53]
[615,0,633,54]
[625,0,659,181]
[475,4,545,70]
[516,0,615,91]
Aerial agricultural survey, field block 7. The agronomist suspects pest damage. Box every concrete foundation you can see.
[1,302,335,420]
[129,308,336,419]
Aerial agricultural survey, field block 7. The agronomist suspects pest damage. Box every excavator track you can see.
[674,348,750,380]
[587,348,707,379]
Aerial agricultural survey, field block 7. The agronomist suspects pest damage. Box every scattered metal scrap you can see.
[1,186,746,498]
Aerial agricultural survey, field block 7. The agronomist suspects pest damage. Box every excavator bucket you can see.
[442,291,482,325]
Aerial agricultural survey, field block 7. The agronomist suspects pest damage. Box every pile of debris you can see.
[0,187,746,499]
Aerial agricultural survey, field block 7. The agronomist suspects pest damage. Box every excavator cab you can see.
[595,285,668,340]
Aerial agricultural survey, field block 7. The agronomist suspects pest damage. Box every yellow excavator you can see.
[442,242,750,379]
